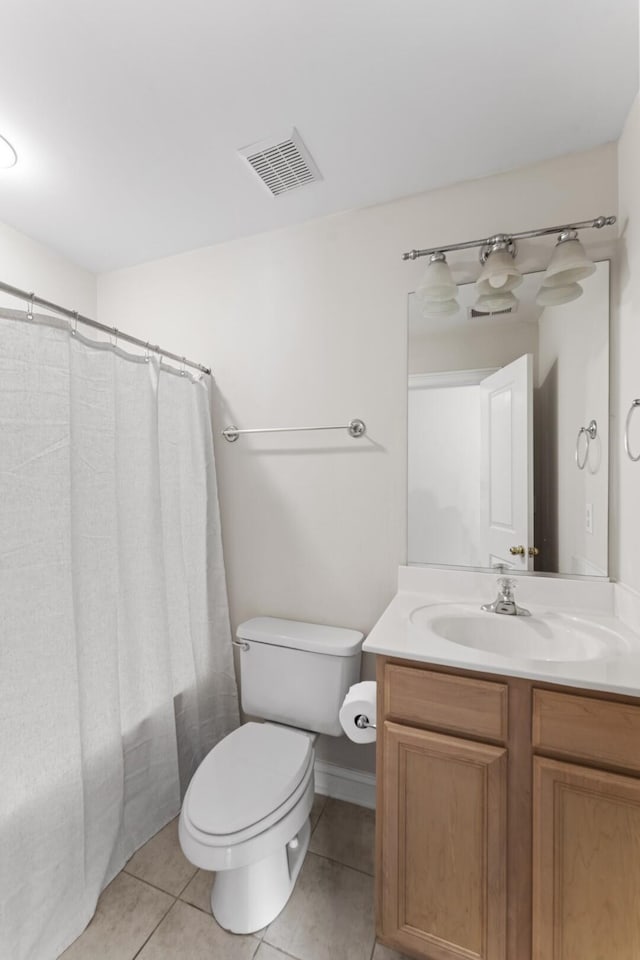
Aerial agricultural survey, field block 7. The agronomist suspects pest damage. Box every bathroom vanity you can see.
[364,569,640,960]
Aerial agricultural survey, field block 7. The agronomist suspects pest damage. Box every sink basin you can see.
[410,603,629,663]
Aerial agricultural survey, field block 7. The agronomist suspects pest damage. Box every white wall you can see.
[614,92,640,593]
[97,144,617,772]
[536,263,609,576]
[409,320,538,376]
[408,383,482,567]
[0,220,96,317]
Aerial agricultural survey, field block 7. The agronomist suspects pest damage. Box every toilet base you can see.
[211,816,311,934]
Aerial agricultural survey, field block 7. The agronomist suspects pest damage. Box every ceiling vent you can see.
[239,128,322,197]
[470,305,515,318]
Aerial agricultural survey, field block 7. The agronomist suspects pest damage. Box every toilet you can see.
[178,616,363,934]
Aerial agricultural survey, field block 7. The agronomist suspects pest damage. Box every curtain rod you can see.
[401,215,616,261]
[0,280,211,375]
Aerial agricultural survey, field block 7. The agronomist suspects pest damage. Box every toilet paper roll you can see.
[339,681,377,744]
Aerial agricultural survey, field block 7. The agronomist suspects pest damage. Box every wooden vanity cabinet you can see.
[532,757,640,960]
[376,657,640,960]
[531,689,640,960]
[381,723,507,960]
[376,659,517,960]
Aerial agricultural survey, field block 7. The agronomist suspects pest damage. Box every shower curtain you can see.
[0,312,240,960]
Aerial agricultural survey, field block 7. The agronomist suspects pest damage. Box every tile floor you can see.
[60,795,410,960]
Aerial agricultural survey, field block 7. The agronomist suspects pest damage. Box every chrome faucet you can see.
[481,577,531,617]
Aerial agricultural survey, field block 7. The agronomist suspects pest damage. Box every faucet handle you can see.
[497,576,516,596]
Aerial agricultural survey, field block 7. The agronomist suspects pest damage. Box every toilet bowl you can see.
[179,722,316,933]
[178,616,363,935]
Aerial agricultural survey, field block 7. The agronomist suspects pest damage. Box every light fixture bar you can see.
[402,215,616,262]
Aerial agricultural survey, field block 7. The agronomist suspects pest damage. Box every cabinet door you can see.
[533,757,640,960]
[381,721,507,960]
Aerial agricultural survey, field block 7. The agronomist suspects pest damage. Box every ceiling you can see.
[0,0,637,273]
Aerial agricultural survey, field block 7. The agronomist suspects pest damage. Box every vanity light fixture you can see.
[0,134,17,169]
[540,230,596,287]
[415,252,460,317]
[421,298,460,318]
[476,289,519,313]
[535,282,583,307]
[416,252,457,301]
[403,215,615,312]
[475,237,521,312]
[477,237,522,294]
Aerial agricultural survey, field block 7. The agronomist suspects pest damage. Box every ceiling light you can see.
[415,253,458,303]
[475,290,519,313]
[0,134,17,169]
[536,282,583,307]
[477,240,522,293]
[541,231,596,287]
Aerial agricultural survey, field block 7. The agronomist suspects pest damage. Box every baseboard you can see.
[314,759,376,810]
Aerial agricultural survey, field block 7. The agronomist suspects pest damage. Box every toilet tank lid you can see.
[236,617,363,656]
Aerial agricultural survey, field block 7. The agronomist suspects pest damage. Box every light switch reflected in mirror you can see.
[407,261,609,578]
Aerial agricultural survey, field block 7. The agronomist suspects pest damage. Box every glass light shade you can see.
[475,290,518,313]
[477,249,522,292]
[422,297,459,319]
[542,238,595,287]
[416,257,457,303]
[536,282,583,307]
[0,134,17,169]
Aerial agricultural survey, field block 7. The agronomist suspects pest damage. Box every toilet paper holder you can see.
[355,714,376,731]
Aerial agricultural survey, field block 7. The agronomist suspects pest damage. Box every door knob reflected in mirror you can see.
[528,546,540,557]
[509,545,526,556]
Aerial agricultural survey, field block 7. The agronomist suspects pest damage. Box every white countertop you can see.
[362,567,640,697]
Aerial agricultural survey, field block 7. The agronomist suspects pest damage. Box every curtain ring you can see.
[26,293,34,321]
[71,311,79,336]
[144,341,151,362]
[110,327,118,348]
[180,356,186,377]
[624,400,640,462]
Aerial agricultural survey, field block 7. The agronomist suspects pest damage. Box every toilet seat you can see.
[182,722,314,846]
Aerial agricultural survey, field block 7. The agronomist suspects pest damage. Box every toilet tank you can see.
[236,617,363,737]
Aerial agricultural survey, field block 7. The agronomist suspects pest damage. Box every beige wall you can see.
[0,220,96,316]
[613,92,640,594]
[97,144,617,772]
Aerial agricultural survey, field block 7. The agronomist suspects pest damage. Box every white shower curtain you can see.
[0,312,239,960]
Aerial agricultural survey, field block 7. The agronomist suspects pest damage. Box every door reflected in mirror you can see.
[407,261,609,578]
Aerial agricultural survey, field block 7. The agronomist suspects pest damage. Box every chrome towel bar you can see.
[222,418,366,442]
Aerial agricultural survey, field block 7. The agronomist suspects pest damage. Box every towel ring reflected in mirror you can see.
[575,419,597,470]
[624,400,640,462]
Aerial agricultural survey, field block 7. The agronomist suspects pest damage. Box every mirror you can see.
[407,261,609,577]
